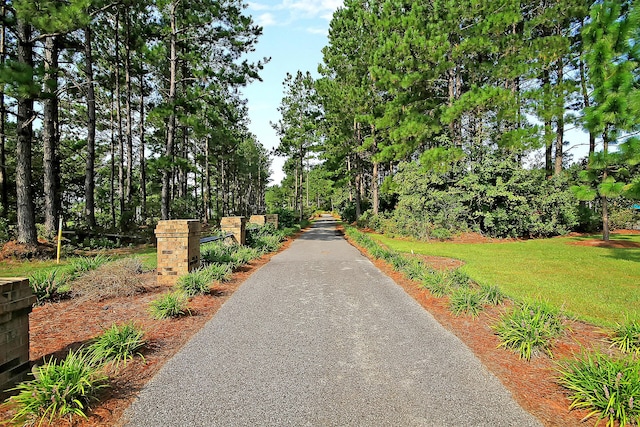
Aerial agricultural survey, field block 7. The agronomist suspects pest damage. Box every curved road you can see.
[122,216,541,426]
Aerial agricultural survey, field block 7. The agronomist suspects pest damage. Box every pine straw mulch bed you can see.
[0,234,301,427]
[341,226,614,427]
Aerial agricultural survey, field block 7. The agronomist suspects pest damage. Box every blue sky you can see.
[242,0,343,185]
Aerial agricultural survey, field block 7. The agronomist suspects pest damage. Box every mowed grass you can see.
[371,233,640,327]
[0,246,158,278]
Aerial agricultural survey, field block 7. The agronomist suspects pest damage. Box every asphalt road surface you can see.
[122,216,542,427]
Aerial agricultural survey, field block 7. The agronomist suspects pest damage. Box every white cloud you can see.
[256,12,277,27]
[248,0,342,25]
[306,27,328,35]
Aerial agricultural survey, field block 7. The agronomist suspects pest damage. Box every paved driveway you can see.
[122,217,542,426]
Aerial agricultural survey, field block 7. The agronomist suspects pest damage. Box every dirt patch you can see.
[0,233,301,427]
[0,240,56,260]
[345,233,612,427]
[567,239,640,249]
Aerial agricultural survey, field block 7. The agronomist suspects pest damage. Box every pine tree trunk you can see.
[162,1,178,220]
[204,138,211,222]
[139,73,146,222]
[371,124,378,215]
[84,26,96,228]
[602,131,610,242]
[109,91,116,228]
[15,19,37,245]
[43,35,60,237]
[542,70,553,177]
[124,12,133,206]
[578,57,596,158]
[0,3,7,218]
[114,10,125,229]
[554,58,564,176]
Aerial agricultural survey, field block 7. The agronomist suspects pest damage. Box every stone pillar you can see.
[249,215,266,226]
[220,216,247,245]
[155,220,201,286]
[1,278,35,398]
[265,214,279,229]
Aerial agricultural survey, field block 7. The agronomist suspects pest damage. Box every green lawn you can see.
[371,233,640,327]
[0,246,158,278]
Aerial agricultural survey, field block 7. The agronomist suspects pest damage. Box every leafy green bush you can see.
[479,284,506,305]
[449,287,484,317]
[493,302,565,360]
[269,208,298,228]
[87,323,146,369]
[149,291,189,319]
[0,217,11,243]
[176,268,213,297]
[29,268,70,305]
[7,350,108,425]
[558,351,640,427]
[610,319,640,355]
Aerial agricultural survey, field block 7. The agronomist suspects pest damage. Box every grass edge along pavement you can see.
[369,231,640,327]
[2,223,302,427]
[343,225,640,427]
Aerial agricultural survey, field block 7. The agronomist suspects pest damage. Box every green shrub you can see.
[431,227,452,240]
[479,284,506,305]
[149,292,189,319]
[389,253,410,272]
[176,268,213,297]
[204,263,232,282]
[449,287,484,317]
[493,302,565,360]
[7,349,108,425]
[87,323,146,369]
[558,351,640,427]
[610,319,640,355]
[29,268,69,305]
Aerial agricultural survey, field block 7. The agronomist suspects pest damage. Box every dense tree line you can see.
[270,0,640,240]
[0,0,270,245]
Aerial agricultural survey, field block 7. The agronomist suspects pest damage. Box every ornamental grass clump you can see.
[479,284,506,305]
[449,287,484,317]
[420,271,449,297]
[493,302,565,361]
[87,322,146,370]
[149,291,189,319]
[29,268,69,305]
[558,351,640,427]
[204,262,232,283]
[231,246,261,266]
[610,318,640,355]
[176,268,213,296]
[401,257,431,281]
[201,241,235,265]
[67,254,112,277]
[7,349,108,426]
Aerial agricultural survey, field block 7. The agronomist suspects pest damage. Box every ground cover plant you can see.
[558,351,640,427]
[610,319,640,355]
[87,323,146,370]
[149,291,190,319]
[370,233,640,326]
[493,302,566,361]
[7,350,108,426]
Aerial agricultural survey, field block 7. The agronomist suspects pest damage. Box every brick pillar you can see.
[265,214,279,229]
[1,278,36,398]
[220,216,247,245]
[249,215,266,226]
[155,220,201,286]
